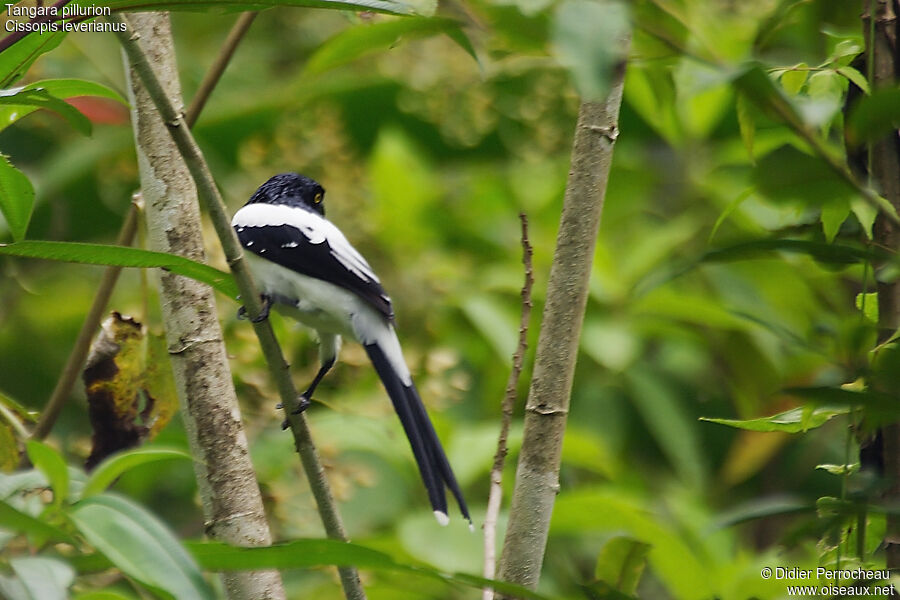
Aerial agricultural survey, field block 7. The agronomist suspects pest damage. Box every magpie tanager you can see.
[232,173,471,526]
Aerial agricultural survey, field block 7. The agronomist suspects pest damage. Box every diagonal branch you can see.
[109,12,365,600]
[184,11,257,127]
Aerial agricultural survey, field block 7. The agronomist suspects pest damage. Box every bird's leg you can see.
[295,355,336,414]
[279,356,337,428]
[237,294,272,323]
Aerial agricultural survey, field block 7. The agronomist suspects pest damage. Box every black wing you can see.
[234,208,394,321]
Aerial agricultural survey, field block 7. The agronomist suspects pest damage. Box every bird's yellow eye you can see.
[314,192,323,204]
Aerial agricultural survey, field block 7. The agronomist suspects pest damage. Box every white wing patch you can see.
[232,203,381,284]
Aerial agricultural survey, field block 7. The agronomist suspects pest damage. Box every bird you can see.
[231,172,471,527]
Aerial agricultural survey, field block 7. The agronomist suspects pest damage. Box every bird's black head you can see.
[247,173,326,216]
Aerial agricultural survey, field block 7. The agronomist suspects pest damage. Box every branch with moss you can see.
[110,12,365,600]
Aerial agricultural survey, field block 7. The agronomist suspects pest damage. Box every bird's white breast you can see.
[245,252,359,337]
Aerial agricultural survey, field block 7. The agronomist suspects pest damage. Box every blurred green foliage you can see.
[1,0,899,597]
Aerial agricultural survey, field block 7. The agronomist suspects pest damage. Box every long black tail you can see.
[364,342,471,525]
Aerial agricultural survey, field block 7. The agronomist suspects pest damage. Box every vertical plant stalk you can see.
[865,0,900,569]
[496,54,629,592]
[122,13,285,600]
[483,214,533,600]
[31,9,257,441]
[110,13,366,600]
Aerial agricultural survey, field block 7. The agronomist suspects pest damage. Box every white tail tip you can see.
[434,510,450,526]
[468,521,475,533]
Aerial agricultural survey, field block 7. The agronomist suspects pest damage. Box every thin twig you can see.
[109,13,365,599]
[483,213,533,600]
[31,11,258,441]
[184,12,258,128]
[31,201,139,440]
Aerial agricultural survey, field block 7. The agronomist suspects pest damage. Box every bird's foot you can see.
[237,294,272,323]
[278,394,311,430]
[292,394,311,415]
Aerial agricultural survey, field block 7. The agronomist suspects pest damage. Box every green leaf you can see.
[856,292,878,323]
[820,198,850,243]
[82,448,192,498]
[0,155,35,242]
[85,0,420,15]
[836,66,870,95]
[0,498,76,544]
[735,94,755,163]
[581,581,638,600]
[73,592,136,600]
[10,557,74,600]
[800,71,844,127]
[784,386,900,423]
[306,17,477,75]
[0,422,17,471]
[68,494,215,600]
[0,470,49,499]
[846,86,900,146]
[189,538,399,571]
[713,496,812,528]
[187,539,553,599]
[851,196,878,239]
[552,0,629,100]
[72,592,137,600]
[816,496,860,518]
[0,31,66,88]
[64,552,114,574]
[0,241,239,298]
[733,63,804,131]
[552,489,711,598]
[25,441,69,507]
[709,188,753,241]
[0,87,92,135]
[0,574,28,600]
[701,405,850,433]
[816,463,860,476]
[779,64,808,95]
[0,79,127,132]
[752,145,855,208]
[702,238,883,266]
[594,536,651,595]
